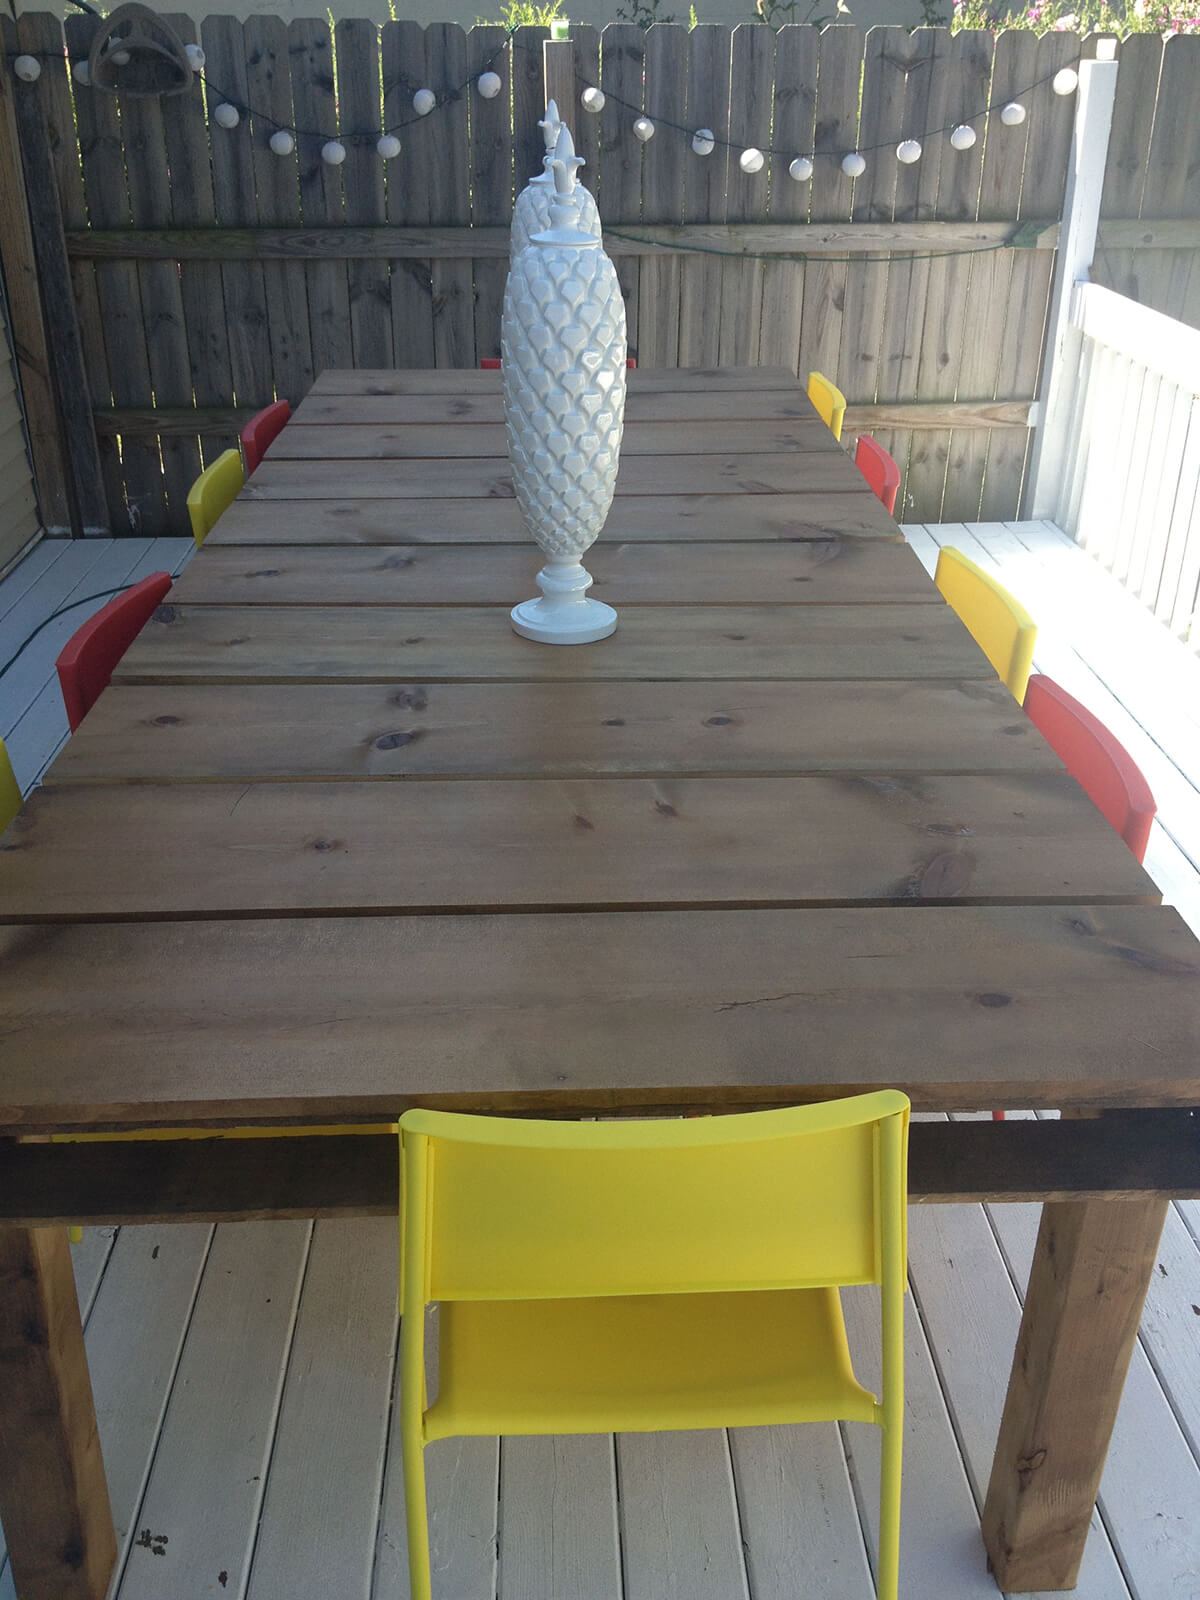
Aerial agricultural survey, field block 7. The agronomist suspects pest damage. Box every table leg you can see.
[0,1227,116,1600]
[981,1196,1168,1592]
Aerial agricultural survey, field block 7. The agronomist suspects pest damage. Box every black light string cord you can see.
[0,587,130,687]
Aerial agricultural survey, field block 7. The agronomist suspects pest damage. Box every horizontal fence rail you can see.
[1058,281,1200,648]
[1,17,1199,537]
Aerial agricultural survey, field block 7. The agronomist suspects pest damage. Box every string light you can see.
[789,156,813,182]
[321,139,346,165]
[477,70,502,98]
[896,139,922,164]
[842,152,866,178]
[269,129,295,155]
[739,147,764,174]
[72,60,90,84]
[950,124,977,150]
[12,55,41,81]
[413,88,436,115]
[185,43,205,70]
[633,116,654,142]
[1001,101,1026,124]
[212,103,239,129]
[692,128,715,156]
[1053,67,1079,94]
[581,85,605,113]
[378,134,402,159]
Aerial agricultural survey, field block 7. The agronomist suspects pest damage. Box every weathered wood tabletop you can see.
[0,365,1198,1600]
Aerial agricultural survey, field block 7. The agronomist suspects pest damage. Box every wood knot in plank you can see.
[1016,1447,1047,1489]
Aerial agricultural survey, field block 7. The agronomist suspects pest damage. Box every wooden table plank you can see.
[308,364,801,396]
[206,490,903,545]
[291,389,822,426]
[0,905,1194,1126]
[165,539,937,607]
[0,775,1156,921]
[266,418,836,460]
[240,450,870,499]
[45,680,1060,784]
[112,604,992,683]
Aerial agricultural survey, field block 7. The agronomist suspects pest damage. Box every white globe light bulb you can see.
[13,55,41,82]
[692,128,715,156]
[73,60,90,85]
[950,123,977,151]
[321,140,346,165]
[110,48,131,66]
[377,134,401,159]
[633,116,655,142]
[739,146,764,174]
[269,130,295,155]
[185,43,205,70]
[413,88,436,116]
[1000,101,1026,126]
[477,71,502,99]
[789,155,813,182]
[580,85,605,113]
[213,103,240,130]
[841,151,866,178]
[896,139,922,164]
[1053,67,1079,95]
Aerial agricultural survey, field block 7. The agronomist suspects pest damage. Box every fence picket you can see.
[471,24,514,364]
[338,18,392,370]
[799,26,862,409]
[718,24,773,369]
[677,26,730,369]
[67,13,164,534]
[599,25,646,363]
[759,24,816,377]
[288,18,353,376]
[639,23,688,369]
[243,15,314,406]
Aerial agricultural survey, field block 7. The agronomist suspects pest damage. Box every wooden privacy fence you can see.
[1,17,1199,537]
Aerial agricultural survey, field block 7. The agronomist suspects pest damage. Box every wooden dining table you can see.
[0,365,1198,1600]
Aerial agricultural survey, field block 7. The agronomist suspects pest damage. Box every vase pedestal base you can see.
[510,562,618,645]
[511,595,617,645]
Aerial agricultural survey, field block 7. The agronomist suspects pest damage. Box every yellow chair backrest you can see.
[0,738,21,835]
[935,545,1037,703]
[187,447,244,545]
[401,1092,908,1305]
[807,370,847,440]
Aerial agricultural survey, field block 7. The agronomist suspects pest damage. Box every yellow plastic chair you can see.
[399,1091,910,1600]
[807,370,847,440]
[934,545,1038,704]
[187,447,244,545]
[0,738,21,835]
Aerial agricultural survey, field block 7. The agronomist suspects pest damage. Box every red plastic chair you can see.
[241,399,291,474]
[1024,675,1156,863]
[855,435,901,515]
[56,571,173,732]
[479,358,637,369]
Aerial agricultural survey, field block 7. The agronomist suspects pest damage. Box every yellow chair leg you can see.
[877,1413,903,1600]
[68,1225,83,1245]
[401,1432,433,1600]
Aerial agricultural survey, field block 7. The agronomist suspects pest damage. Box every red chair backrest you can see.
[855,434,901,515]
[56,571,173,732]
[1024,674,1156,863]
[242,399,291,474]
[479,358,637,369]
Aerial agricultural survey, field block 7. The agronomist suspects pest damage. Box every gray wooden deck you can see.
[0,526,1198,1600]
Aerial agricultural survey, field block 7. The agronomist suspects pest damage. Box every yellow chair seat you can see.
[427,1286,878,1441]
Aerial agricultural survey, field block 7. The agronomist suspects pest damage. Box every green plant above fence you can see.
[1,15,1198,536]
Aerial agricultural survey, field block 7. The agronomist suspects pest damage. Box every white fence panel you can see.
[1056,282,1200,650]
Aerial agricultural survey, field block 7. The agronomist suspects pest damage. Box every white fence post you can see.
[1023,42,1120,520]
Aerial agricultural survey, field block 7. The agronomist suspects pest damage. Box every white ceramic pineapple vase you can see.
[502,129,626,645]
[511,104,602,256]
